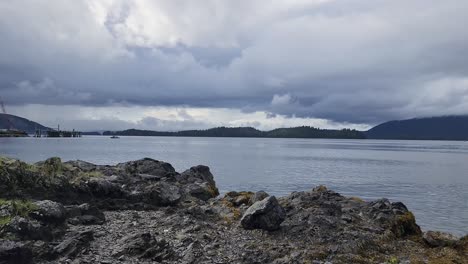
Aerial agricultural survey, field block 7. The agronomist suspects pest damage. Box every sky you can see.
[1,0,468,131]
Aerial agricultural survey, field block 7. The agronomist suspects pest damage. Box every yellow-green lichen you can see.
[349,196,365,203]
[40,157,63,177]
[0,216,12,227]
[220,199,242,224]
[391,211,421,237]
[70,170,104,184]
[387,256,400,264]
[313,185,328,192]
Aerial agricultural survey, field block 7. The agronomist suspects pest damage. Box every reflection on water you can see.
[1,136,467,235]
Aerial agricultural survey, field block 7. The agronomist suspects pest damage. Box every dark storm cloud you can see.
[1,0,468,125]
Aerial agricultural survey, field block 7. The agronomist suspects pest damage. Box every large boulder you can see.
[117,158,177,177]
[30,200,66,224]
[241,196,286,231]
[0,200,68,242]
[366,199,421,237]
[178,165,219,201]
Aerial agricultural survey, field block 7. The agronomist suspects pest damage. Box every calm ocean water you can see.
[0,136,467,236]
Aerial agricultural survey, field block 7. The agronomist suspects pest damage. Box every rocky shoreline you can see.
[0,157,466,263]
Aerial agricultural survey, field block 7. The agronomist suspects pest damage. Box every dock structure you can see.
[46,130,81,138]
[35,126,82,138]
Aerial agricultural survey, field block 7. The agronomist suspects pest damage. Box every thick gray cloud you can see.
[1,0,468,126]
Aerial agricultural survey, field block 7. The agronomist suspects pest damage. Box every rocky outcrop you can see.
[0,157,219,209]
[240,196,285,231]
[0,157,467,263]
[30,200,66,224]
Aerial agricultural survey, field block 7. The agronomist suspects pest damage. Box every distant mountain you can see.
[366,115,468,140]
[0,113,52,134]
[103,126,366,139]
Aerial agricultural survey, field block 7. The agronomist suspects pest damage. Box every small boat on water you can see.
[110,136,120,139]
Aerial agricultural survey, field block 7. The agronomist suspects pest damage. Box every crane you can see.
[0,96,6,114]
[0,96,14,130]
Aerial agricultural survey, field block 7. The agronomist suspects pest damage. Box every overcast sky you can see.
[1,0,468,131]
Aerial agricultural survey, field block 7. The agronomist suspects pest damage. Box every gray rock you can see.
[117,158,176,177]
[0,240,32,264]
[30,200,66,224]
[146,182,182,206]
[241,196,286,231]
[6,217,53,241]
[5,157,464,263]
[86,178,123,198]
[65,203,106,225]
[63,160,97,171]
[112,232,175,261]
[184,182,217,201]
[423,231,459,247]
[178,165,219,201]
[179,165,216,186]
[250,191,270,204]
[53,230,94,258]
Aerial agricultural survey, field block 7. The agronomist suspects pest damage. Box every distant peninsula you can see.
[365,115,468,140]
[102,126,366,139]
[3,113,468,140]
[0,113,51,134]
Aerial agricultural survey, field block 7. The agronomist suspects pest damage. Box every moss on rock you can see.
[0,199,39,238]
[392,212,421,237]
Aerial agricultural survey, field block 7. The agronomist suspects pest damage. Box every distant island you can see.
[102,127,366,139]
[3,113,468,140]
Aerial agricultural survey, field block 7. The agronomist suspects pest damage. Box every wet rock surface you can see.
[0,157,467,263]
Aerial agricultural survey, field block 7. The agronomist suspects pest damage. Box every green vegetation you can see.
[0,199,38,228]
[391,212,421,237]
[40,157,63,176]
[0,156,104,200]
[71,170,104,184]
